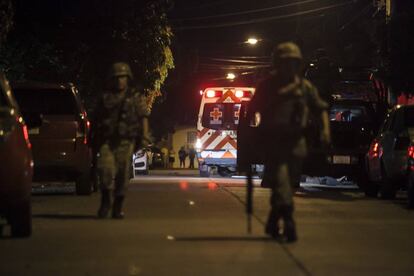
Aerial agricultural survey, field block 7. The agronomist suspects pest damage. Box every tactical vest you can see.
[261,80,309,139]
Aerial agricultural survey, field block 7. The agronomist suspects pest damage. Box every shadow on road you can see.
[33,214,97,220]
[174,236,271,242]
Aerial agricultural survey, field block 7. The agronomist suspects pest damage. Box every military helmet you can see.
[272,42,303,62]
[110,62,133,79]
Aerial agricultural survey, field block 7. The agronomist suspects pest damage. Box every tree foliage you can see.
[0,0,174,112]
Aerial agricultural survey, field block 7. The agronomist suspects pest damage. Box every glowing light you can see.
[207,182,217,190]
[206,90,216,98]
[246,38,258,45]
[188,200,195,206]
[195,138,202,151]
[199,90,203,95]
[235,90,244,98]
[166,235,175,241]
[226,73,236,80]
[180,181,189,191]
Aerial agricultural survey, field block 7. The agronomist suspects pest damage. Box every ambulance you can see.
[196,86,255,177]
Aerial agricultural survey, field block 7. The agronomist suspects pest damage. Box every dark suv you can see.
[303,99,378,188]
[13,82,92,195]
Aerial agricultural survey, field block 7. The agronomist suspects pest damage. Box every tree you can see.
[1,0,174,112]
[66,0,174,111]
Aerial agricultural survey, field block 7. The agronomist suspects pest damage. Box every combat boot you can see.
[112,196,125,219]
[265,209,282,240]
[97,190,111,219]
[282,206,297,243]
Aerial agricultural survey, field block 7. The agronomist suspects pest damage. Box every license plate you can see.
[333,155,351,164]
[28,128,40,135]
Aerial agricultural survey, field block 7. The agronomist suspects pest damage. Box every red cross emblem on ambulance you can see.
[210,107,222,124]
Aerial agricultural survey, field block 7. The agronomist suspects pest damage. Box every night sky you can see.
[6,0,378,138]
[164,0,372,126]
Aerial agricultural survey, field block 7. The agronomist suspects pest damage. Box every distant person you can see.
[178,146,187,168]
[168,148,175,168]
[188,146,196,169]
[161,146,169,168]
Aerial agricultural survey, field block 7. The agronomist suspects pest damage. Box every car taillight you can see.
[368,140,382,159]
[408,145,414,159]
[84,120,90,144]
[22,125,32,149]
[408,145,414,171]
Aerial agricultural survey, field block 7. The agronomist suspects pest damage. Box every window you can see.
[329,105,371,123]
[187,131,197,146]
[201,103,241,130]
[13,88,78,127]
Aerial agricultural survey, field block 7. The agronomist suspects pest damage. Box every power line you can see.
[174,1,355,30]
[172,0,321,22]
[206,58,270,64]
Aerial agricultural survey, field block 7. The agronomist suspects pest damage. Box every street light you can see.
[226,73,236,80]
[246,37,259,45]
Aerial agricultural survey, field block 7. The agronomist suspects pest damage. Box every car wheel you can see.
[76,170,92,195]
[143,168,149,175]
[10,199,32,238]
[356,173,379,198]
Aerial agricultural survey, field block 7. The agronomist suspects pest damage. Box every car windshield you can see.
[13,88,78,127]
[202,103,241,130]
[330,104,371,123]
[332,82,377,101]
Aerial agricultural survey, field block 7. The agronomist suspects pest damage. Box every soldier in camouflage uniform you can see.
[249,42,330,242]
[94,62,149,219]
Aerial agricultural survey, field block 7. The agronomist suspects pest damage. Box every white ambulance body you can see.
[196,87,255,177]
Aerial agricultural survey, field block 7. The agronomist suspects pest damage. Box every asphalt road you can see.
[1,174,414,276]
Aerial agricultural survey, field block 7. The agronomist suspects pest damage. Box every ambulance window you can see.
[202,103,241,130]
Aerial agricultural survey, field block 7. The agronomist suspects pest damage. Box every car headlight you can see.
[195,138,202,151]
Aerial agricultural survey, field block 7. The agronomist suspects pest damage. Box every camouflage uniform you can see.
[94,62,149,219]
[249,42,329,242]
[95,91,148,196]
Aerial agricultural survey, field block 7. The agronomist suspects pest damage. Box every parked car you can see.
[406,144,414,208]
[0,73,33,237]
[303,99,378,188]
[149,146,164,169]
[366,105,414,198]
[132,148,149,176]
[12,82,92,195]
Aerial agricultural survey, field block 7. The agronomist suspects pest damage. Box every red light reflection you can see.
[207,182,217,190]
[179,181,189,191]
